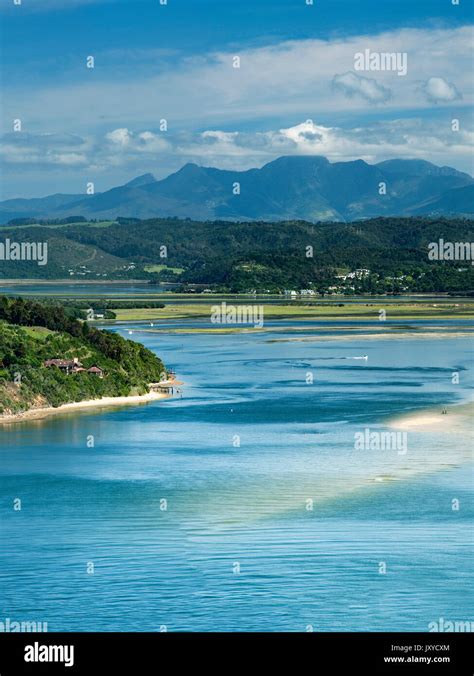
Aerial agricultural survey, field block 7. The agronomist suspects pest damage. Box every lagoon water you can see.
[1,321,473,631]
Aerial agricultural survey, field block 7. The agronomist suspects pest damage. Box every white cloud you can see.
[104,128,170,154]
[214,119,473,171]
[0,132,91,167]
[2,26,471,135]
[0,128,171,171]
[421,77,462,103]
[332,72,392,103]
[105,128,132,146]
[135,131,170,153]
[2,118,472,178]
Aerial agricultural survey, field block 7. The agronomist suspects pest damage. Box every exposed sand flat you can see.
[137,327,474,338]
[267,331,473,342]
[0,390,169,425]
[268,327,473,343]
[389,402,474,433]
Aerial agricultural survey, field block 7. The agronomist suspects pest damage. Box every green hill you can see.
[0,228,134,279]
[0,297,165,415]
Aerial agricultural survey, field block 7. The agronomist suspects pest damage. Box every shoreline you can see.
[0,278,152,286]
[0,390,169,425]
[388,401,474,433]
[0,281,457,295]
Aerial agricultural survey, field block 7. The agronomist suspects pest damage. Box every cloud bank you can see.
[2,118,472,179]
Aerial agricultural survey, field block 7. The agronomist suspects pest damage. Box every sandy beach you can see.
[0,390,169,425]
[389,401,474,433]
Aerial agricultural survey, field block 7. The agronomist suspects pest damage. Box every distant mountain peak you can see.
[178,162,206,174]
[123,173,157,188]
[265,155,330,168]
[0,157,472,224]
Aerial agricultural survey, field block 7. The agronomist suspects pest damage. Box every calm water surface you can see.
[1,321,472,631]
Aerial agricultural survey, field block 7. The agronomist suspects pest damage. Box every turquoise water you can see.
[1,322,473,631]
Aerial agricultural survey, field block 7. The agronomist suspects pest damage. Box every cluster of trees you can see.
[56,215,474,293]
[0,296,165,414]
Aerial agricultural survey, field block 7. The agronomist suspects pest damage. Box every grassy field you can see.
[143,264,185,274]
[1,283,473,322]
[110,301,474,322]
[21,326,55,340]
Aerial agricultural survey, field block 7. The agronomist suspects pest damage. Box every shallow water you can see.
[1,322,472,631]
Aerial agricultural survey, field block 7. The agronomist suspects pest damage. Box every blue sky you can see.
[1,0,472,198]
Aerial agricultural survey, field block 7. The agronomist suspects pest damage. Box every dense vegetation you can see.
[0,297,165,415]
[0,216,473,293]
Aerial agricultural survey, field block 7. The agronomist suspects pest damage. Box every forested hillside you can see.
[0,216,473,293]
[0,297,165,415]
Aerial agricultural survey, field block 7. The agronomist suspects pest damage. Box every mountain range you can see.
[1,156,473,224]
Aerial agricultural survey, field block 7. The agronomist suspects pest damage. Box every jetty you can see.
[149,371,183,395]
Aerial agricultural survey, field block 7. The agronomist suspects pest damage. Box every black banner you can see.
[0,632,472,674]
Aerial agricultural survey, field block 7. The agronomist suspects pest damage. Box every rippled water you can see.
[1,322,473,631]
